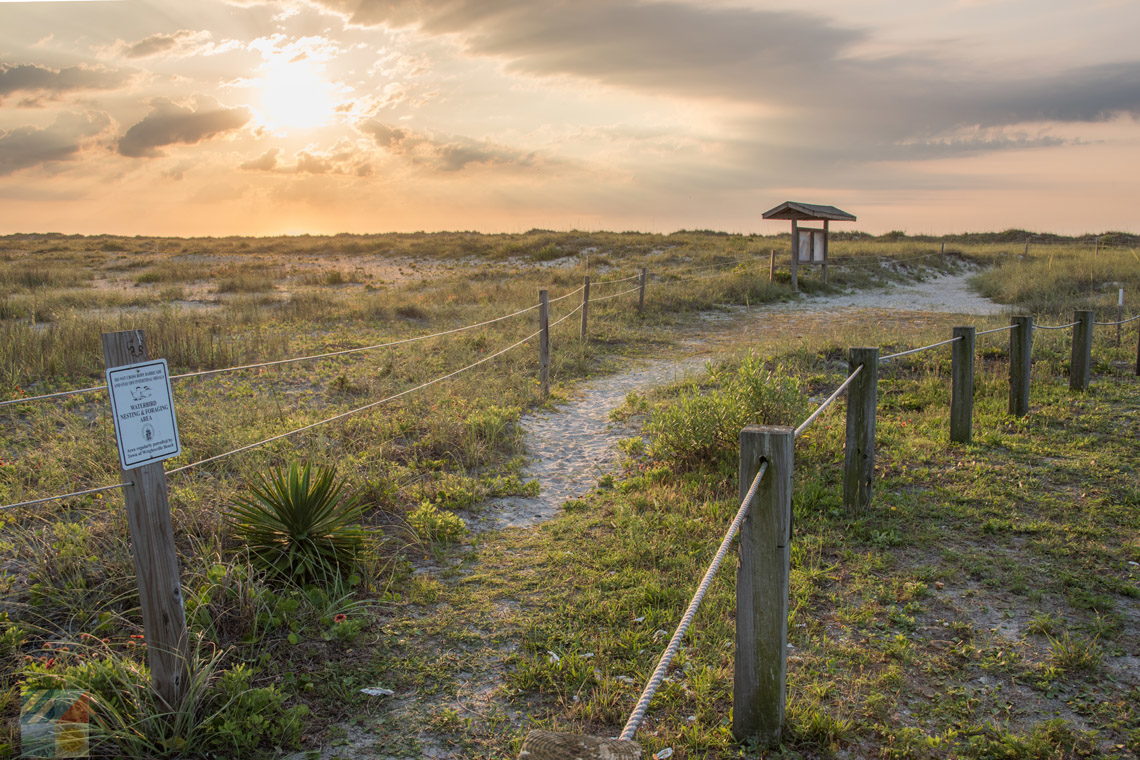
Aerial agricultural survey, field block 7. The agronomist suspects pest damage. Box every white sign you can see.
[105,359,182,470]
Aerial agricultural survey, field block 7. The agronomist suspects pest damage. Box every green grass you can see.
[0,229,1134,758]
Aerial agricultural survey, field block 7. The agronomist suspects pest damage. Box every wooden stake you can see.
[101,330,188,709]
[822,219,830,284]
[950,326,975,443]
[538,290,550,399]
[637,267,647,315]
[1070,310,1093,392]
[734,425,792,747]
[790,220,799,292]
[580,275,590,342]
[769,249,776,282]
[1009,316,1033,416]
[843,347,878,512]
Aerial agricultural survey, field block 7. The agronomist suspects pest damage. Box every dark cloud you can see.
[118,101,251,158]
[0,63,130,102]
[359,120,535,171]
[0,112,110,175]
[320,0,1140,165]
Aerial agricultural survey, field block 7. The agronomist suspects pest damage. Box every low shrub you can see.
[227,463,366,585]
[645,352,807,474]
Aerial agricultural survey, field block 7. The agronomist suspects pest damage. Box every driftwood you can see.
[518,730,642,759]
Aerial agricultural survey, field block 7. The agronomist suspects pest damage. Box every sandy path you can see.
[473,270,1004,532]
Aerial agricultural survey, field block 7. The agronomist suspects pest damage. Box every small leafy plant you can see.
[227,463,365,585]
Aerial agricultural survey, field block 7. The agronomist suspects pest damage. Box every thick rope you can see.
[880,335,962,362]
[794,366,862,438]
[166,328,541,476]
[0,482,132,512]
[619,462,768,741]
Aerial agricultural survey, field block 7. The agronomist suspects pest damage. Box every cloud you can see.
[359,120,536,171]
[118,100,251,157]
[0,112,111,175]
[240,144,371,175]
[316,0,1140,166]
[0,63,130,102]
[241,148,279,171]
[114,29,222,59]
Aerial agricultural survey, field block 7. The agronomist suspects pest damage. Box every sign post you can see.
[101,330,188,709]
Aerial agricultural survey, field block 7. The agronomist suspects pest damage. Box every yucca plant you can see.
[227,463,365,585]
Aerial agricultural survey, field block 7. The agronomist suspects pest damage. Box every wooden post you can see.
[1116,288,1124,347]
[822,219,830,284]
[1024,237,1030,256]
[580,275,590,342]
[734,425,792,747]
[769,249,776,282]
[1135,316,1140,376]
[843,348,878,512]
[950,326,975,443]
[940,241,945,255]
[637,267,647,315]
[790,220,799,292]
[101,330,188,709]
[1009,316,1033,416]
[538,290,550,399]
[1070,310,1093,392]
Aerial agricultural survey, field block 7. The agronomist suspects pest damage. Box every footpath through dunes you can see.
[472,270,1003,533]
[323,268,1020,760]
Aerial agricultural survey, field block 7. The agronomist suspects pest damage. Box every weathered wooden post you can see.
[637,267,647,315]
[734,425,792,747]
[101,330,188,709]
[821,219,830,284]
[1009,316,1033,416]
[790,220,799,292]
[769,249,776,282]
[1116,288,1124,347]
[1070,310,1093,392]
[538,290,550,398]
[580,275,591,342]
[843,348,878,512]
[950,326,975,443]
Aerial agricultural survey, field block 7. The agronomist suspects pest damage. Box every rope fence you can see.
[2,252,1137,747]
[880,336,962,362]
[619,462,768,742]
[794,365,862,438]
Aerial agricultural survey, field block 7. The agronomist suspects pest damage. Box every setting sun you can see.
[255,58,338,132]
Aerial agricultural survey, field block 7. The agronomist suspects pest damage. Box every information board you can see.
[105,359,182,470]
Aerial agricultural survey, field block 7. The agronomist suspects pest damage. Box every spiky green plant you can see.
[227,463,365,585]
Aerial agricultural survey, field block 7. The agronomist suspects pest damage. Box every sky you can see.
[1,0,1138,236]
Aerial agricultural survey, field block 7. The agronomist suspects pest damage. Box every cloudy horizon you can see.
[1,0,1138,236]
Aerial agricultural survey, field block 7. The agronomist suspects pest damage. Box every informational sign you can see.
[797,229,826,263]
[105,359,181,470]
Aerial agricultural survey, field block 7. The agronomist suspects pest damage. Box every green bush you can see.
[22,647,305,759]
[407,502,468,544]
[646,353,807,474]
[227,463,366,585]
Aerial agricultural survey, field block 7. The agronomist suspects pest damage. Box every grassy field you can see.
[0,229,1135,758]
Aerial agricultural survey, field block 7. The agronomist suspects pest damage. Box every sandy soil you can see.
[474,271,1005,532]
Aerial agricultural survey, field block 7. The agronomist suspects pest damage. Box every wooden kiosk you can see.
[762,201,856,291]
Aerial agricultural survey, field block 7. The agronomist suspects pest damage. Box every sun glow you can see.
[256,59,338,132]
